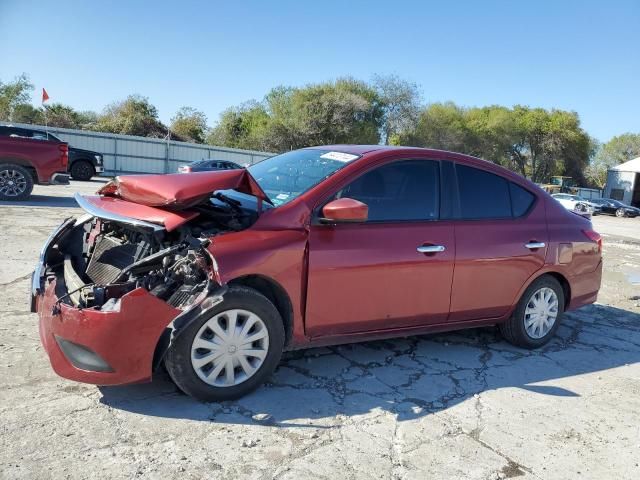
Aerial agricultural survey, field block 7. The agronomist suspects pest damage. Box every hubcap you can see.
[0,169,27,197]
[524,287,559,339]
[190,309,269,387]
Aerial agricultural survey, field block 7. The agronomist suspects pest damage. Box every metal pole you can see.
[114,138,118,174]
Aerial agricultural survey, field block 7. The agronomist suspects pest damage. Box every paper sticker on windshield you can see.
[320,151,359,162]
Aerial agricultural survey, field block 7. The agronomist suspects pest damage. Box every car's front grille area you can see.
[86,235,149,284]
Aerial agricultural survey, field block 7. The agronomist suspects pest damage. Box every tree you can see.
[76,110,99,129]
[208,78,383,152]
[207,101,271,151]
[597,133,640,165]
[585,133,640,188]
[372,74,421,145]
[43,103,82,128]
[400,104,591,183]
[95,95,169,138]
[171,107,208,143]
[0,74,34,121]
[11,104,43,124]
[398,102,470,152]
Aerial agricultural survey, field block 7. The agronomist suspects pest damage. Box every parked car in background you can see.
[0,126,104,181]
[551,193,601,215]
[177,159,242,173]
[33,146,603,401]
[589,198,640,218]
[0,134,69,200]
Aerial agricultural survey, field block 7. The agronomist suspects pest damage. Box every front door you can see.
[305,159,455,337]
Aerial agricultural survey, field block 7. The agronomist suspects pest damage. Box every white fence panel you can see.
[1,122,273,176]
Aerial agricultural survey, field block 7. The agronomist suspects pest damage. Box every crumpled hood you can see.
[98,169,272,208]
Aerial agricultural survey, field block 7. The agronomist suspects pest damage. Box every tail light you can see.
[582,229,602,253]
[59,144,69,167]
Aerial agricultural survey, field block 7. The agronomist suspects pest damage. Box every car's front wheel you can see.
[615,208,626,218]
[499,275,565,349]
[165,286,285,402]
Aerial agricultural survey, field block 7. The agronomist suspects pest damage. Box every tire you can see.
[70,160,95,181]
[0,164,34,201]
[165,286,285,402]
[499,275,565,349]
[574,203,587,213]
[615,208,626,218]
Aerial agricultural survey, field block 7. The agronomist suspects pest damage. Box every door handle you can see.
[417,245,446,254]
[525,241,546,249]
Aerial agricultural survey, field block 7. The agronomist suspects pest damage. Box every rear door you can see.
[305,159,455,337]
[449,164,547,321]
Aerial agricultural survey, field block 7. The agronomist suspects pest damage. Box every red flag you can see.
[42,88,50,103]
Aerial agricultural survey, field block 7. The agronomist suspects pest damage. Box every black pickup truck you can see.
[0,125,104,181]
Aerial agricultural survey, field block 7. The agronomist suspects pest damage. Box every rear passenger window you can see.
[456,164,511,219]
[509,183,535,217]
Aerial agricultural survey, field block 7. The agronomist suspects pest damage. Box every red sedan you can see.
[32,146,603,401]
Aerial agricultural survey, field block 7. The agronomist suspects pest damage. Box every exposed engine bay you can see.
[45,193,257,312]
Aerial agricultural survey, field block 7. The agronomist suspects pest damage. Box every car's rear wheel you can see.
[70,160,95,181]
[165,286,285,402]
[0,164,34,201]
[499,275,565,349]
[615,208,626,218]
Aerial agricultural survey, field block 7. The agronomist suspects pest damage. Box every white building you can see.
[604,157,640,207]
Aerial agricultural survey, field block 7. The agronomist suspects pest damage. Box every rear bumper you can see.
[35,280,180,385]
[50,172,70,185]
[567,259,603,310]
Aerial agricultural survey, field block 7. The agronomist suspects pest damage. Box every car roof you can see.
[305,144,469,156]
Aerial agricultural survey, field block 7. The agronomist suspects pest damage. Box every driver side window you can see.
[336,160,440,222]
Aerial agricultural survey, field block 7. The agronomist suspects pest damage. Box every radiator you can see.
[86,234,149,284]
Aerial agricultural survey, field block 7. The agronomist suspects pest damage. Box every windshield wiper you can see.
[213,192,243,211]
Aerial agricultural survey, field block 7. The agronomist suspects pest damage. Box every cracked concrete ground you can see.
[1,182,639,479]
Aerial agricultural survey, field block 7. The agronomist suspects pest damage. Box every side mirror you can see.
[319,198,368,223]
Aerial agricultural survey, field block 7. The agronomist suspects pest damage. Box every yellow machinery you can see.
[539,176,578,195]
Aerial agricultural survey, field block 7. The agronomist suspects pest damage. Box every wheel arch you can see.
[519,270,572,312]
[0,158,37,182]
[228,274,294,349]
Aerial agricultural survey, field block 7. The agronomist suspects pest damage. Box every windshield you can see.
[248,149,360,206]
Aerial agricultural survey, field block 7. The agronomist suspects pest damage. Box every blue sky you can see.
[1,0,638,142]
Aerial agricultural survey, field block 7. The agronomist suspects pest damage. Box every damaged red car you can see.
[32,146,603,401]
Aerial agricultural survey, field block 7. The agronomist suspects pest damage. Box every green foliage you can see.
[597,133,640,165]
[171,107,208,143]
[95,95,169,138]
[586,132,640,188]
[372,74,421,145]
[0,74,34,121]
[0,71,633,186]
[208,78,383,152]
[11,104,44,124]
[399,104,592,183]
[207,101,271,151]
[43,103,82,128]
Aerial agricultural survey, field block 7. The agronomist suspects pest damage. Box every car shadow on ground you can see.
[0,195,79,208]
[99,304,640,428]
